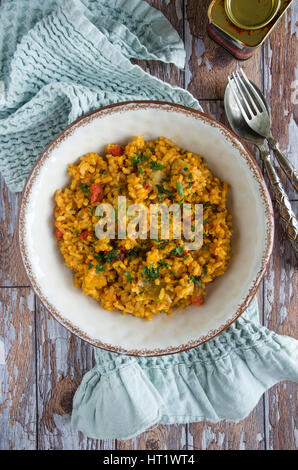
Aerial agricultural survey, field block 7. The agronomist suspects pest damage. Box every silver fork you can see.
[228,69,298,192]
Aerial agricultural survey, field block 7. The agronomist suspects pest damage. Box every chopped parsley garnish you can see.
[80,184,90,194]
[104,250,120,263]
[191,276,202,288]
[88,263,94,270]
[130,152,149,166]
[157,240,170,250]
[203,264,208,275]
[127,247,140,259]
[94,250,120,265]
[73,227,80,236]
[170,245,184,257]
[124,270,133,282]
[156,184,173,202]
[176,181,184,196]
[149,160,165,170]
[94,254,104,264]
[87,206,94,215]
[142,264,159,281]
[188,173,193,180]
[95,265,105,274]
[158,260,171,269]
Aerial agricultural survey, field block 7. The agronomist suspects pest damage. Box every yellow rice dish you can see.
[54,136,232,320]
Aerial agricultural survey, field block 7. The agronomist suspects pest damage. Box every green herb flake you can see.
[124,270,133,282]
[191,276,202,288]
[104,251,120,263]
[156,184,173,200]
[158,260,171,269]
[142,264,159,282]
[170,245,184,257]
[127,247,140,259]
[149,160,166,171]
[176,181,184,196]
[80,184,90,194]
[158,240,170,250]
[95,265,105,274]
[94,253,104,264]
[73,227,80,236]
[130,152,149,167]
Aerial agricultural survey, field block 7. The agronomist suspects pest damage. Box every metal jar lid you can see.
[224,0,281,30]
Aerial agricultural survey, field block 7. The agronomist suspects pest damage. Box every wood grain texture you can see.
[263,5,298,200]
[35,298,116,450]
[0,288,36,449]
[263,201,297,450]
[188,407,265,450]
[184,0,263,100]
[0,0,297,450]
[186,100,266,451]
[0,173,29,287]
[118,0,187,450]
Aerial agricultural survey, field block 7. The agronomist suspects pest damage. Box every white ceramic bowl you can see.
[19,101,274,356]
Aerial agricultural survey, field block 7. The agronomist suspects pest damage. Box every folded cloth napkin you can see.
[72,298,298,439]
[1,0,297,440]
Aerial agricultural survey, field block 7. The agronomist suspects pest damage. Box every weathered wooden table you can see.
[0,0,297,450]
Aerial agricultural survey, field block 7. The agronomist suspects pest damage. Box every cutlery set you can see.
[225,69,298,256]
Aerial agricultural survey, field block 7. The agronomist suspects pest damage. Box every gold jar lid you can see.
[224,0,281,30]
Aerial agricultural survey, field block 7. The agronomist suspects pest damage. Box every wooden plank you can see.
[35,298,116,449]
[263,4,298,200]
[184,0,263,100]
[0,173,29,287]
[263,201,297,450]
[263,2,298,450]
[188,406,265,450]
[118,0,187,450]
[0,287,36,450]
[187,100,265,450]
[118,424,187,450]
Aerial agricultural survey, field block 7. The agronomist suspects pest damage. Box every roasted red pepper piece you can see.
[192,294,205,306]
[79,230,93,240]
[90,183,104,203]
[109,145,124,156]
[54,228,63,239]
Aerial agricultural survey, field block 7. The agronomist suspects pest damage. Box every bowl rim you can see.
[18,100,274,357]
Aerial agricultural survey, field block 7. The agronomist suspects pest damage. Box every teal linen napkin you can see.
[1,0,297,440]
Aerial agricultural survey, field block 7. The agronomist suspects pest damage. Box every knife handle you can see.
[268,136,298,193]
[259,144,298,257]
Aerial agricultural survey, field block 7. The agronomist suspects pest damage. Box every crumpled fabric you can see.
[71,298,298,439]
[0,0,199,191]
[1,0,297,440]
